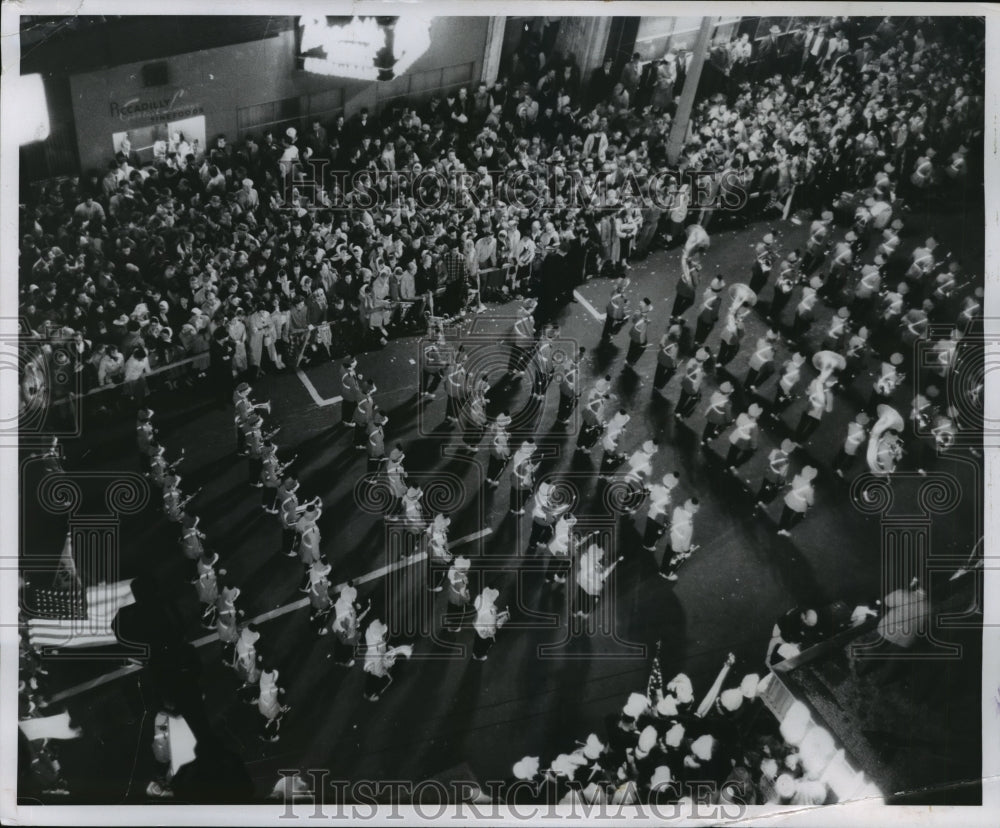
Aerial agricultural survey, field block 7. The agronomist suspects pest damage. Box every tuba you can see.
[684,224,711,256]
[812,350,847,383]
[728,282,758,313]
[866,404,905,476]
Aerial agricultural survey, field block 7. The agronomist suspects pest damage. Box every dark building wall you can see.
[62,17,489,176]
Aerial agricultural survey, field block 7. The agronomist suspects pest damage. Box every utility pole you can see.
[666,17,715,165]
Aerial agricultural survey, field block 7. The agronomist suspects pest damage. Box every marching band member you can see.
[600,280,630,343]
[295,501,323,567]
[743,329,779,392]
[642,472,681,552]
[179,514,206,563]
[659,498,700,582]
[544,512,578,586]
[768,251,799,325]
[777,466,817,537]
[215,584,243,664]
[509,440,540,516]
[305,561,333,633]
[445,556,473,632]
[384,445,408,502]
[701,382,735,445]
[339,357,362,425]
[257,667,290,741]
[599,409,631,476]
[353,380,377,450]
[794,374,835,443]
[868,352,905,413]
[575,544,624,617]
[694,276,725,346]
[557,348,586,424]
[726,404,763,471]
[362,620,412,702]
[577,377,612,454]
[527,481,569,555]
[485,412,513,487]
[471,587,510,662]
[624,299,653,372]
[755,439,795,510]
[193,550,221,630]
[330,584,370,667]
[652,324,682,397]
[425,513,453,592]
[444,347,468,424]
[771,352,806,420]
[867,405,906,477]
[675,349,710,421]
[832,413,871,479]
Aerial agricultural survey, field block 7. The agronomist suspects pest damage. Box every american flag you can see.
[25,580,135,650]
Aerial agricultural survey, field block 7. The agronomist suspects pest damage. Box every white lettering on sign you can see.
[108,88,203,122]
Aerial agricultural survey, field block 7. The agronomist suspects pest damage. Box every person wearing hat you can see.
[543,511,579,586]
[653,324,681,397]
[716,304,750,369]
[556,347,586,425]
[443,346,468,424]
[576,376,613,455]
[526,481,568,555]
[869,352,905,413]
[778,466,817,537]
[471,586,510,662]
[460,378,490,453]
[673,243,701,317]
[383,444,408,503]
[904,237,938,298]
[509,440,540,516]
[726,404,763,471]
[744,329,779,392]
[675,349,710,420]
[423,513,453,592]
[339,357,362,426]
[243,412,267,487]
[353,380,377,450]
[215,584,243,665]
[420,334,448,401]
[701,381,734,445]
[767,350,799,416]
[257,666,290,741]
[791,276,822,342]
[136,408,157,475]
[192,549,222,630]
[484,412,513,487]
[530,325,558,401]
[574,544,624,617]
[600,280,629,343]
[624,298,653,372]
[445,556,473,632]
[304,560,333,633]
[276,476,303,557]
[821,234,854,301]
[832,412,871,479]
[694,275,725,346]
[366,409,388,478]
[755,439,795,510]
[599,409,631,477]
[330,584,371,666]
[659,498,700,581]
[616,438,658,517]
[795,373,835,443]
[768,251,799,326]
[260,442,293,513]
[295,501,323,568]
[642,472,681,552]
[233,623,263,701]
[179,514,206,563]
[800,213,833,277]
[748,235,775,295]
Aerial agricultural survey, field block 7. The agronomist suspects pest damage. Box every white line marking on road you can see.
[296,369,342,407]
[573,290,606,322]
[48,528,494,703]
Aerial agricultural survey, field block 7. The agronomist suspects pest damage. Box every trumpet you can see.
[179,488,203,509]
[252,401,272,413]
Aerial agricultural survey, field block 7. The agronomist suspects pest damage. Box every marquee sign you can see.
[108,88,204,124]
[297,15,432,82]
